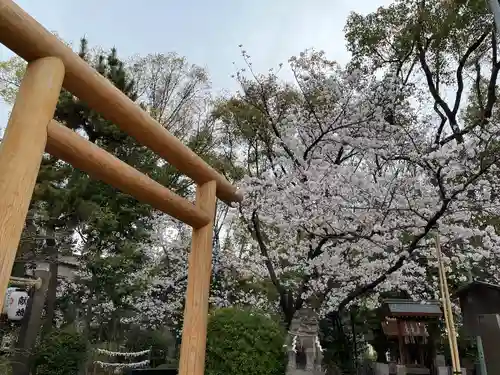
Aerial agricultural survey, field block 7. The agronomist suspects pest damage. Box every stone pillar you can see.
[435,354,446,368]
[437,367,467,375]
[373,362,389,375]
[286,308,321,375]
[305,347,315,371]
[478,314,500,375]
[287,349,296,371]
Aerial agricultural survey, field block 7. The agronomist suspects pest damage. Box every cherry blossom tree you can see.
[127,217,191,330]
[53,218,184,333]
[215,47,500,328]
[54,210,243,334]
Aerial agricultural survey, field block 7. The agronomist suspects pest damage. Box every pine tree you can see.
[0,38,220,370]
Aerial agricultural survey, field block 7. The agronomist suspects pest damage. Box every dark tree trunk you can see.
[320,311,355,375]
[372,336,389,364]
[284,308,295,331]
[351,310,358,372]
[41,261,58,336]
[42,226,58,336]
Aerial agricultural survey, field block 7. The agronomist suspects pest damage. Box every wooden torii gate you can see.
[0,1,242,375]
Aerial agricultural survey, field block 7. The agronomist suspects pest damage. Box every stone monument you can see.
[286,308,325,375]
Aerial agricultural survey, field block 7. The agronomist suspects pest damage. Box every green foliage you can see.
[320,312,356,374]
[0,356,12,375]
[46,39,161,334]
[35,328,87,375]
[345,0,492,73]
[125,327,178,368]
[212,81,301,180]
[205,308,286,375]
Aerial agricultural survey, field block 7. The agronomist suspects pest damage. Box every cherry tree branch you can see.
[337,156,500,312]
[452,31,490,116]
[249,210,292,318]
[440,32,500,146]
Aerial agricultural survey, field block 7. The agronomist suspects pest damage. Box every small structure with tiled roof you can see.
[379,299,442,375]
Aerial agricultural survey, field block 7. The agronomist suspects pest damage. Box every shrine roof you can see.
[454,281,500,298]
[382,299,442,318]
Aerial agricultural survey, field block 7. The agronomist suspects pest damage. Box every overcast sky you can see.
[0,0,394,130]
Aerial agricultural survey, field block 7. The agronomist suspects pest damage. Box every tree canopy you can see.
[1,2,500,372]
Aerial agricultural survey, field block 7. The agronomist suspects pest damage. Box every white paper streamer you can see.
[291,335,297,353]
[95,348,150,357]
[94,359,150,374]
[315,336,323,352]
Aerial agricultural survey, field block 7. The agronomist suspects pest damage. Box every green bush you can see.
[0,356,12,375]
[35,327,87,375]
[125,327,178,368]
[205,307,286,375]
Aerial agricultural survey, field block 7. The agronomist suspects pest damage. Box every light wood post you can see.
[0,0,242,204]
[179,180,217,375]
[0,57,64,313]
[45,120,210,228]
[436,232,461,373]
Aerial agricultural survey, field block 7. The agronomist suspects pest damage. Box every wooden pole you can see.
[440,252,461,372]
[45,120,211,229]
[442,267,462,373]
[0,0,241,204]
[436,233,459,371]
[8,277,42,289]
[179,180,217,375]
[0,57,64,313]
[436,232,462,373]
[438,253,457,370]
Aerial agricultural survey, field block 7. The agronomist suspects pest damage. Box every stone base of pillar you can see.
[373,362,389,375]
[437,367,467,375]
